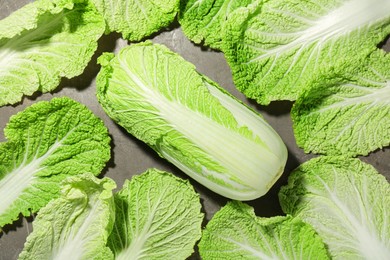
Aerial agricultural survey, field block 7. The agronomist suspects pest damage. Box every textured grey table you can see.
[0,1,389,259]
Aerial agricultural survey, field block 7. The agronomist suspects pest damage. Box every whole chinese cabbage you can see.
[96,41,287,201]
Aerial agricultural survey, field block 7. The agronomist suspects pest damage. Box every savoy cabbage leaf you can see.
[107,169,203,260]
[292,50,390,157]
[91,0,180,41]
[0,0,105,106]
[223,0,390,104]
[96,41,287,200]
[179,0,253,50]
[18,173,116,260]
[279,156,390,260]
[198,201,329,259]
[0,97,111,228]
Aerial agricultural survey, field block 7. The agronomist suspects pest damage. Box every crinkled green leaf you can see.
[199,201,329,259]
[292,50,390,157]
[18,174,116,260]
[91,0,180,41]
[223,0,390,104]
[279,156,390,259]
[179,0,253,50]
[96,41,287,200]
[107,168,203,259]
[0,0,105,106]
[0,97,111,228]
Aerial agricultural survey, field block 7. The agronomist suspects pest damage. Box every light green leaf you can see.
[96,41,287,200]
[0,97,111,228]
[279,156,390,260]
[179,0,253,50]
[91,0,180,41]
[107,169,203,260]
[0,0,105,106]
[199,201,329,259]
[18,174,116,260]
[223,0,390,104]
[292,50,390,156]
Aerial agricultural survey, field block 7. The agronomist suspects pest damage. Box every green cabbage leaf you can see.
[0,97,111,229]
[91,0,180,41]
[0,0,105,106]
[292,50,390,157]
[198,201,329,259]
[179,0,253,50]
[107,169,203,259]
[18,174,116,260]
[223,0,390,104]
[96,41,287,201]
[279,156,390,259]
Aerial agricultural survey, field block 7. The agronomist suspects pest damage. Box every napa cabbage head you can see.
[96,41,287,201]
